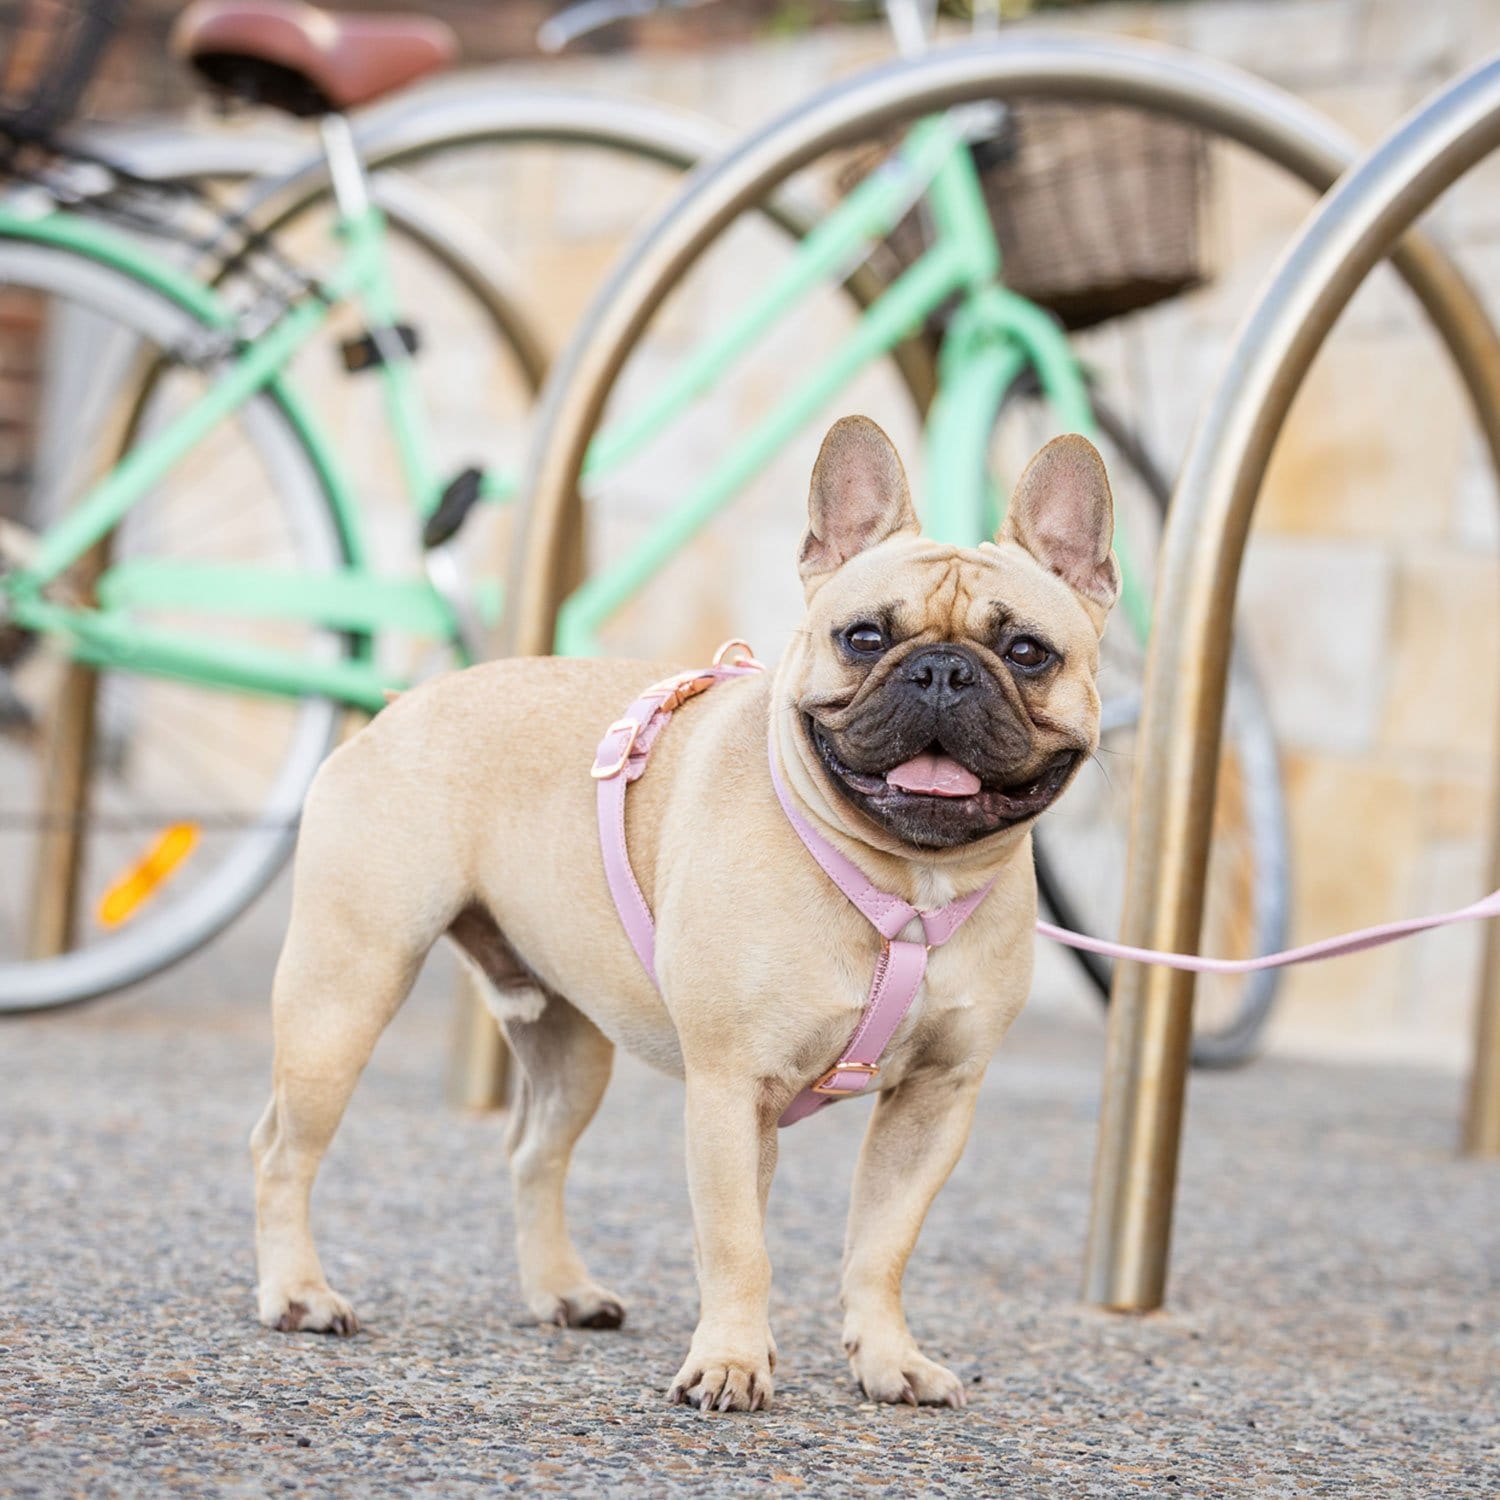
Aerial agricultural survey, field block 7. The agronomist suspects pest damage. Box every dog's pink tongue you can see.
[885,753,982,798]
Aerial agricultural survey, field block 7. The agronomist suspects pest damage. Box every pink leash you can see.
[593,645,1500,1125]
[1037,892,1500,975]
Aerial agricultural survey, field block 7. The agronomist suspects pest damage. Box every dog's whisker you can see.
[1086,750,1117,792]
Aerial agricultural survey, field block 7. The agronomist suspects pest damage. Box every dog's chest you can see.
[894,880,1031,1066]
[843,924,1018,1089]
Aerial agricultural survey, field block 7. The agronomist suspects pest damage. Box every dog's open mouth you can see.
[808,718,1079,848]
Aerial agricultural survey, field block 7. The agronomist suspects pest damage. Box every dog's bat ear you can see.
[999,433,1120,610]
[799,416,919,585]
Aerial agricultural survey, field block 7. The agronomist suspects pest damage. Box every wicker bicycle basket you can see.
[0,0,122,138]
[846,101,1212,332]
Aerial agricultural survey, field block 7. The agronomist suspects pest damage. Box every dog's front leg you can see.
[669,1074,778,1412]
[840,1070,982,1407]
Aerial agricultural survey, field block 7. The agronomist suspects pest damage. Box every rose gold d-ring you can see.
[712,638,764,670]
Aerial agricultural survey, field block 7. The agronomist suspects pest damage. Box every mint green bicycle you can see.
[0,0,1288,1066]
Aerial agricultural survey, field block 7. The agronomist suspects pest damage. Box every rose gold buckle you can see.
[652,669,717,714]
[811,1061,879,1096]
[591,718,640,780]
[713,638,764,670]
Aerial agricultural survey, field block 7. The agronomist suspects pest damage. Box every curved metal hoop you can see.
[503,33,1500,659]
[1086,55,1500,1314]
[124,82,938,1107]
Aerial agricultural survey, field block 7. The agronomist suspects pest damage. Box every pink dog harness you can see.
[592,642,994,1127]
[593,644,1500,1126]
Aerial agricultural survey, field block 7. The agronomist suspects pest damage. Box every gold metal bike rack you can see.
[499,38,1500,1258]
[1086,54,1500,1313]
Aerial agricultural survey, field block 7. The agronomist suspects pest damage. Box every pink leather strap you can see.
[767,747,994,946]
[593,657,764,985]
[765,741,995,1124]
[775,938,929,1126]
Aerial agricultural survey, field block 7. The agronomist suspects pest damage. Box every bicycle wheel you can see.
[0,237,348,1013]
[993,380,1290,1067]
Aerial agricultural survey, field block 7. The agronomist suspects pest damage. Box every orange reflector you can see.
[97,823,200,928]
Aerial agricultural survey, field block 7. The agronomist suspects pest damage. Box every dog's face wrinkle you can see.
[820,630,999,712]
[825,695,1033,786]
[799,624,1058,850]
[813,632,1036,785]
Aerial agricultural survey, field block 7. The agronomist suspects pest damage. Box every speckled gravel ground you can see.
[3,916,1497,1497]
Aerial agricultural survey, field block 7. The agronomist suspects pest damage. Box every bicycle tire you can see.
[1006,382,1291,1067]
[0,234,350,1013]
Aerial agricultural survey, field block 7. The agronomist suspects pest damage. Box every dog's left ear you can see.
[999,434,1120,610]
[799,415,920,587]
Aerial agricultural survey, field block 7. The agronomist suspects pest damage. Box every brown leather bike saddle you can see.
[171,0,458,117]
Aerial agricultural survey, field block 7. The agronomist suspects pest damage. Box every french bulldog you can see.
[252,415,1117,1411]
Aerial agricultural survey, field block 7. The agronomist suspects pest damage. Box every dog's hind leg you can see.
[499,991,624,1329]
[447,904,623,1328]
[252,753,455,1335]
[252,921,426,1334]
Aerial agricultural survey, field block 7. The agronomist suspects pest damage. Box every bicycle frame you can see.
[549,111,1151,654]
[1,105,1152,710]
[1,141,462,713]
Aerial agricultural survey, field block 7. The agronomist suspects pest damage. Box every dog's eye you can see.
[1004,637,1052,672]
[843,624,887,655]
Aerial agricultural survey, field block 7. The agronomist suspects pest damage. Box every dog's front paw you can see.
[259,1282,359,1336]
[847,1339,966,1408]
[668,1338,775,1412]
[530,1281,628,1330]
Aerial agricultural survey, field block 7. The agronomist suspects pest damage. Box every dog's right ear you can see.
[999,433,1120,612]
[799,416,920,588]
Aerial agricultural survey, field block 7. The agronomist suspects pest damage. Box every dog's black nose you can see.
[901,646,977,705]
